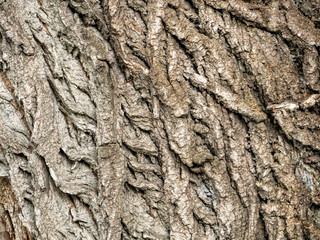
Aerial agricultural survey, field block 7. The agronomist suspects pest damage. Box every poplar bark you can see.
[0,0,320,239]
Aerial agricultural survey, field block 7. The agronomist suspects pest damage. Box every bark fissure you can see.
[0,0,320,239]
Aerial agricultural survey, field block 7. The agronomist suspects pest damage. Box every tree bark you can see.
[0,0,320,239]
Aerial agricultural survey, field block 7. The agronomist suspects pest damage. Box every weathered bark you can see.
[0,0,320,239]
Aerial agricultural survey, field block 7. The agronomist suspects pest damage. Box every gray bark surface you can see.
[0,0,320,239]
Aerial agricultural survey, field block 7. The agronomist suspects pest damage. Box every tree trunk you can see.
[0,0,320,239]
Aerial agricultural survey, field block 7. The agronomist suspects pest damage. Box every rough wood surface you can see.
[0,0,320,239]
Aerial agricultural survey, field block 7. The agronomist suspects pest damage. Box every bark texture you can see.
[0,0,320,239]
